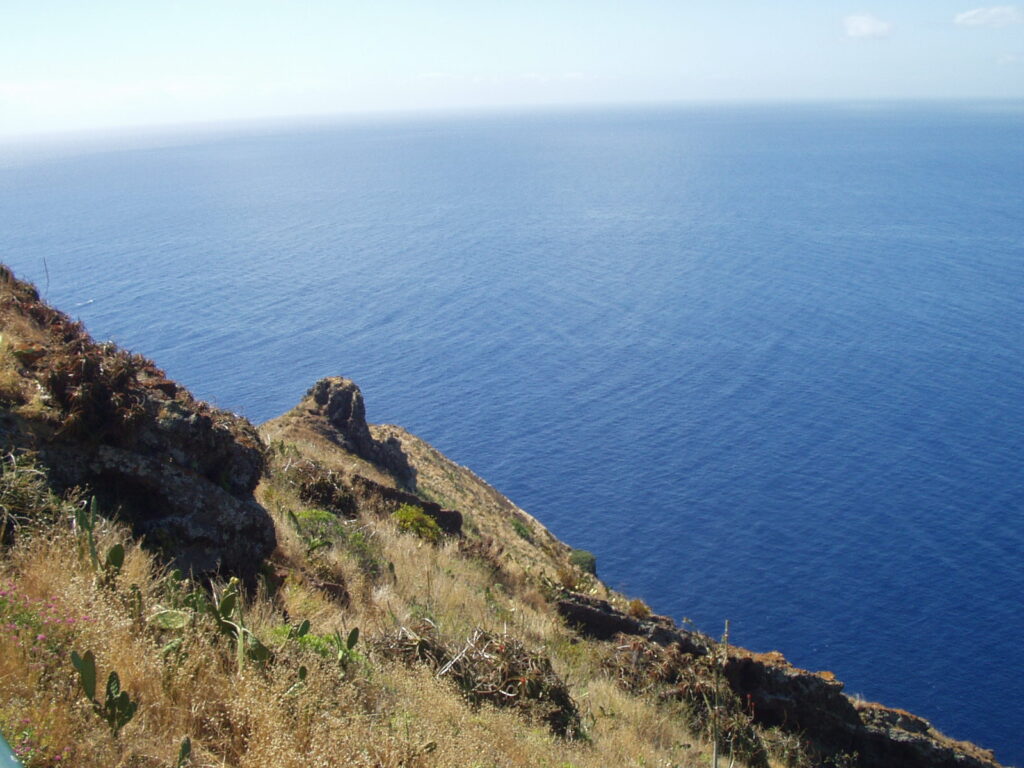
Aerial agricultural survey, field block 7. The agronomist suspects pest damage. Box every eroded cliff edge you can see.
[262,375,1003,768]
[0,264,1006,768]
[0,266,274,578]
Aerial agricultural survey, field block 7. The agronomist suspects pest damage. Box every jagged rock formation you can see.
[269,373,1003,768]
[299,377,417,487]
[0,267,275,577]
[2,263,1004,768]
[262,376,461,535]
[557,590,1000,768]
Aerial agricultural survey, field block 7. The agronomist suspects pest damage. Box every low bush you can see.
[627,599,651,619]
[392,504,442,544]
[569,549,597,575]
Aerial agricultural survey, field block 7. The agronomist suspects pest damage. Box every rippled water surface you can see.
[2,103,1022,764]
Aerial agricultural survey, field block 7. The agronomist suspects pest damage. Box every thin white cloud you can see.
[844,14,892,39]
[954,6,1024,26]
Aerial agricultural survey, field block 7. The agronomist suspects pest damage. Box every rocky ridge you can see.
[0,264,1006,768]
[555,591,999,768]
[266,372,1003,768]
[260,377,462,534]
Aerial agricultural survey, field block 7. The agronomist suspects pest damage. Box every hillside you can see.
[0,264,1006,768]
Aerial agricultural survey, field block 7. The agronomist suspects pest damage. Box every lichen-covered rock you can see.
[145,398,264,497]
[308,377,375,456]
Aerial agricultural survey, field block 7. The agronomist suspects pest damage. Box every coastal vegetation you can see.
[0,265,1004,768]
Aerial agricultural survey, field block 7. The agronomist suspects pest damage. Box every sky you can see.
[1,1,1023,137]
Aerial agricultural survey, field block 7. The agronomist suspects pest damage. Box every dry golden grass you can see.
[0,264,1004,768]
[0,492,715,768]
[0,437,710,768]
[0,264,794,767]
[0,335,26,405]
[0,320,53,417]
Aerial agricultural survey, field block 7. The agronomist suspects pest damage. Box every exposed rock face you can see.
[300,377,416,486]
[262,376,461,536]
[0,267,276,579]
[557,592,703,651]
[41,441,274,577]
[31,394,274,579]
[723,651,862,754]
[556,591,1000,768]
[309,378,375,457]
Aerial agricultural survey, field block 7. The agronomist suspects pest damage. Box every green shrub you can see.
[392,504,442,544]
[287,507,346,557]
[296,632,336,657]
[511,518,533,543]
[569,549,597,575]
[294,508,336,524]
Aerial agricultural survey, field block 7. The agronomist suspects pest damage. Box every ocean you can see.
[2,102,1022,764]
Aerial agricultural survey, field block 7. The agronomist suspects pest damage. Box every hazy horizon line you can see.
[3,94,1023,147]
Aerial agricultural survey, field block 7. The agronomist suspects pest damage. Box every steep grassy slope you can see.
[0,265,1004,768]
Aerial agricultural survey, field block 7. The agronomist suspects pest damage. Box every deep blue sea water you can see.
[2,102,1022,764]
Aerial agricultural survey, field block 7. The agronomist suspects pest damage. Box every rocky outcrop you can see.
[301,377,416,487]
[556,591,1000,768]
[723,650,862,755]
[347,472,462,535]
[45,441,273,577]
[0,267,275,579]
[263,376,462,535]
[557,592,703,651]
[853,702,999,768]
[308,377,376,457]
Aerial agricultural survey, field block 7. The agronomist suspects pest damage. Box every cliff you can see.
[262,376,1003,768]
[0,265,1007,768]
[0,266,274,578]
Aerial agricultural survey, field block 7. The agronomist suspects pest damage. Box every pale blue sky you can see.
[2,1,1022,136]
